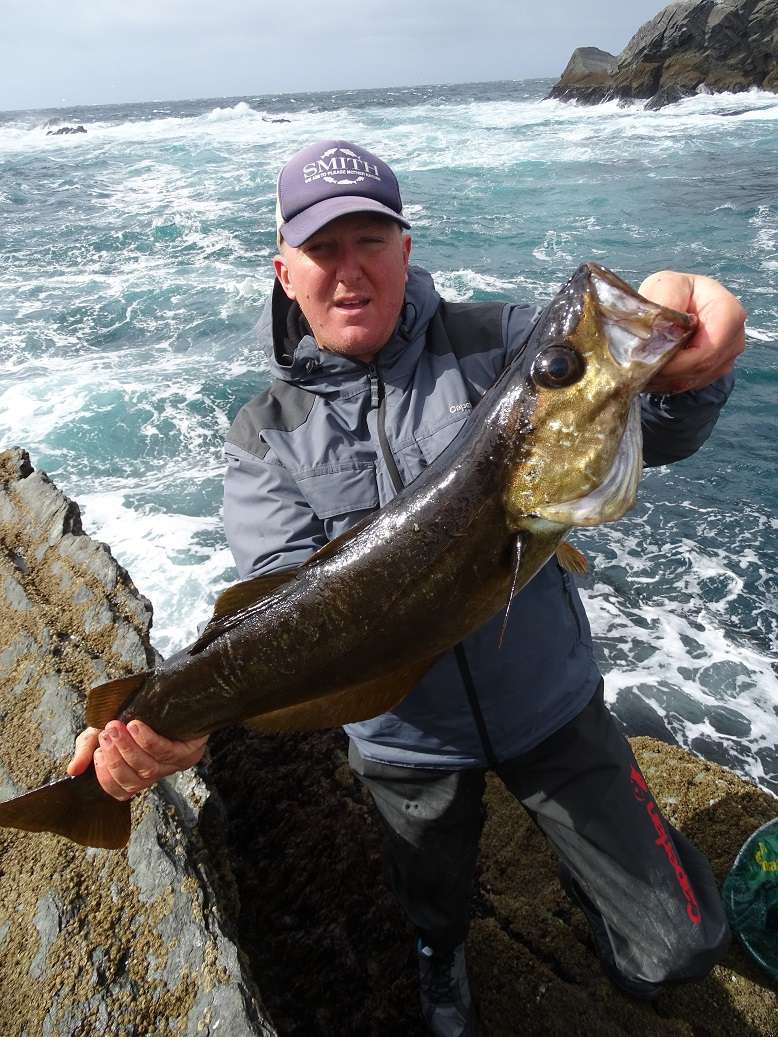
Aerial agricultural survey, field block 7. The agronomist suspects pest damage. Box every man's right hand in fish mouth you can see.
[67,722,207,801]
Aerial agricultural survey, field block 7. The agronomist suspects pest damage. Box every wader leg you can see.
[496,684,730,986]
[349,740,486,951]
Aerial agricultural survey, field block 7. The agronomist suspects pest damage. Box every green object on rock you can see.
[723,817,778,980]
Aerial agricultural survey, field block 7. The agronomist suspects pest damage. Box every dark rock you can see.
[549,0,778,108]
[46,125,87,136]
[262,116,291,124]
[205,721,778,1035]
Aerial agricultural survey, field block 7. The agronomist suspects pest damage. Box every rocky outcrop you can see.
[2,447,777,1035]
[0,448,273,1037]
[548,47,619,103]
[549,0,778,108]
[46,125,87,136]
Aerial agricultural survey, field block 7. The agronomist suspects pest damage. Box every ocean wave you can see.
[583,490,778,794]
[2,78,776,795]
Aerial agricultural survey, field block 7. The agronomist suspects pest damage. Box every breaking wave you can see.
[0,78,775,793]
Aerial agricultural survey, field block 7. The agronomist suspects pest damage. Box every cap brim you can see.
[279,195,410,247]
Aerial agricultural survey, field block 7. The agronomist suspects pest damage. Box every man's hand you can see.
[638,271,746,394]
[67,721,208,801]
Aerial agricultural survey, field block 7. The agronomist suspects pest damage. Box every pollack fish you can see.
[0,263,695,849]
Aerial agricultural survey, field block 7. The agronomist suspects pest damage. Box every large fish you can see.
[0,264,695,849]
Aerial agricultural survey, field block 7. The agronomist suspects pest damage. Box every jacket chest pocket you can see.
[414,414,469,466]
[296,462,379,539]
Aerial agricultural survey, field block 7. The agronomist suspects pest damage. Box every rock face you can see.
[549,0,778,108]
[2,446,777,1035]
[0,448,274,1037]
[550,47,619,103]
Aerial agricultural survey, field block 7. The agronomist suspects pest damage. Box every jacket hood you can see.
[254,266,442,392]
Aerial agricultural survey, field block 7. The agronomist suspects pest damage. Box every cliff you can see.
[549,0,778,109]
[1,448,776,1034]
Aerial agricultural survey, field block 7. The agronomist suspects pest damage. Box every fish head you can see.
[504,263,696,528]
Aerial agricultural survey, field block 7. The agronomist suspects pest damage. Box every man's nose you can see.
[335,243,364,283]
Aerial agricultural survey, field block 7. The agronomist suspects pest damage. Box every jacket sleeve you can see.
[640,371,735,467]
[223,442,326,579]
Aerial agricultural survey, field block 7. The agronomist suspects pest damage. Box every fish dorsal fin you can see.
[243,656,439,734]
[210,568,298,624]
[189,567,300,656]
[556,541,589,575]
[191,516,376,658]
[301,512,375,569]
[86,672,149,729]
[210,516,375,629]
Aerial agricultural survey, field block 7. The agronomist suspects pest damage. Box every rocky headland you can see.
[549,0,778,109]
[46,125,87,136]
[1,447,776,1035]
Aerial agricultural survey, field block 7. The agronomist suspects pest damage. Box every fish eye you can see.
[531,345,585,389]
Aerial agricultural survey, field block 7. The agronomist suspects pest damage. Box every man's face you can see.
[273,213,412,363]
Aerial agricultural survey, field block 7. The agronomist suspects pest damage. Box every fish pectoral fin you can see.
[556,541,589,575]
[0,765,131,849]
[243,657,441,734]
[86,672,149,729]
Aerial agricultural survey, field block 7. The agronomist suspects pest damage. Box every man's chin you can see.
[318,328,385,361]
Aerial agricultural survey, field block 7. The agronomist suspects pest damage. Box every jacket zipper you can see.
[368,362,498,767]
[368,364,405,496]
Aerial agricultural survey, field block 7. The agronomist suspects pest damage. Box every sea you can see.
[0,79,775,794]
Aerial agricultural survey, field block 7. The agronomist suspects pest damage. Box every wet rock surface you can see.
[549,0,778,108]
[0,448,272,1037]
[2,447,777,1035]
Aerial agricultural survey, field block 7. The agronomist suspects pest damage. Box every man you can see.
[70,140,745,1036]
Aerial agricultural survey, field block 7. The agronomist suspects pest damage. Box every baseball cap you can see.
[276,139,410,247]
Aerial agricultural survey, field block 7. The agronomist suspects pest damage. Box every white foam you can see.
[75,486,236,656]
[431,268,520,301]
[577,484,778,793]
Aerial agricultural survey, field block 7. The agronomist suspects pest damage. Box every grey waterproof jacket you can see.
[224,267,733,769]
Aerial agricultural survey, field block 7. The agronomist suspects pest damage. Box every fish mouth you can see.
[535,398,643,527]
[590,264,696,372]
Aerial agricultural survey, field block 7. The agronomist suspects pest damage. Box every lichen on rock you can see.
[0,448,273,1037]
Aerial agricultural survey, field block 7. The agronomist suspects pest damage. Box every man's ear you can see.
[273,254,297,300]
[402,233,412,278]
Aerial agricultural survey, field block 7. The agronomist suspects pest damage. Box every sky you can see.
[1,0,668,112]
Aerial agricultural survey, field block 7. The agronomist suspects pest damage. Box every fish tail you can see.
[0,765,131,849]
